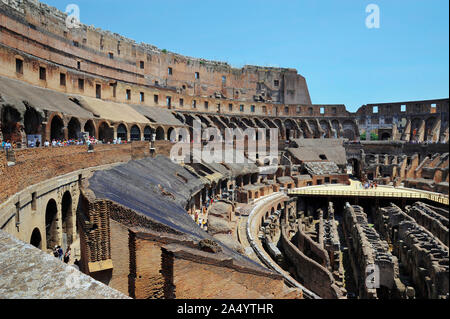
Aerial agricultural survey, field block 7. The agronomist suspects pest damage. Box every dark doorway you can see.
[30,228,42,249]
[45,199,59,250]
[50,115,64,141]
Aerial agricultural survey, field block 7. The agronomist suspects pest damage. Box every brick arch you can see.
[47,112,65,141]
[45,198,60,250]
[115,122,129,141]
[67,117,82,140]
[83,119,96,138]
[155,126,165,140]
[130,124,142,141]
[97,120,114,142]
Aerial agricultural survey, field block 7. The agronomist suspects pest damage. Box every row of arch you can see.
[0,105,181,143]
[30,191,75,251]
[174,111,359,141]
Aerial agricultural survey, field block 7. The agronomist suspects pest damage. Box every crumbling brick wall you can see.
[0,142,149,203]
[280,224,342,299]
[160,244,300,299]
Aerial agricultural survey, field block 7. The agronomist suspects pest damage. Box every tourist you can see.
[44,140,50,147]
[35,139,40,148]
[64,247,71,264]
[53,246,59,258]
[57,246,64,261]
[4,140,12,150]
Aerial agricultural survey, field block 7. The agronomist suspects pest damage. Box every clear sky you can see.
[43,0,449,112]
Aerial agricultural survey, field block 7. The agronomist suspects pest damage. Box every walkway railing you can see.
[288,187,449,206]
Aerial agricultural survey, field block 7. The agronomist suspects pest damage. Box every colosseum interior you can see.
[0,0,448,301]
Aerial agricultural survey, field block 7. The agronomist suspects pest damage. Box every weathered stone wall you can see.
[343,205,398,299]
[376,204,449,299]
[405,202,449,246]
[0,142,149,203]
[297,221,330,269]
[280,224,343,299]
[161,243,299,299]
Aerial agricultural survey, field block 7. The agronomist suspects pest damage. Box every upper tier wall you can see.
[0,0,311,105]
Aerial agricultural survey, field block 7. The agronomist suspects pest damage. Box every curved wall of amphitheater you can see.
[1,0,447,146]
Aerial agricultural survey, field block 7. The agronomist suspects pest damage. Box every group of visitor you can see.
[53,245,72,264]
[362,181,378,190]
[0,139,13,150]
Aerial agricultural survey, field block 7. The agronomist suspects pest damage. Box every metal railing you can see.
[288,188,449,205]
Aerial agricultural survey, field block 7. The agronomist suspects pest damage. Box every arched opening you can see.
[425,117,436,141]
[67,117,81,140]
[130,125,141,141]
[343,121,357,141]
[144,126,153,141]
[45,199,59,250]
[98,122,113,142]
[349,158,361,179]
[24,107,42,135]
[381,133,391,141]
[84,120,96,138]
[167,127,176,142]
[320,121,331,138]
[156,126,165,140]
[30,228,42,249]
[117,124,128,141]
[50,115,64,141]
[343,129,355,141]
[61,191,74,246]
[1,106,22,143]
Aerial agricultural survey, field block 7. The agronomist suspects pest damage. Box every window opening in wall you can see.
[179,98,184,107]
[373,106,379,114]
[73,41,79,47]
[240,105,244,112]
[140,61,145,69]
[109,52,114,59]
[319,154,328,160]
[39,67,46,81]
[153,95,158,104]
[274,80,279,87]
[126,89,131,100]
[195,72,200,80]
[167,96,172,108]
[31,192,37,211]
[285,107,289,114]
[251,105,256,113]
[193,100,197,109]
[222,76,226,84]
[60,73,66,86]
[96,84,101,99]
[168,67,173,75]
[140,92,145,102]
[78,78,84,91]
[320,107,325,114]
[16,59,23,74]
[77,61,81,70]
[204,101,209,110]
[431,104,437,113]
[110,83,117,98]
[401,105,406,112]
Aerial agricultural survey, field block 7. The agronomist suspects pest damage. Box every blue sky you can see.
[44,0,449,111]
